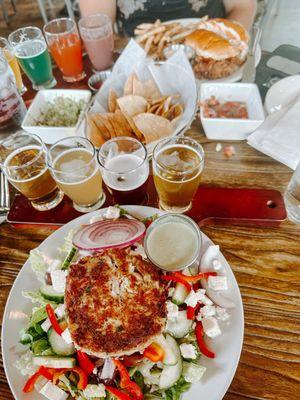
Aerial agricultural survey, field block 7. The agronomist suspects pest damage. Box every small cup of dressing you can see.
[144,213,202,272]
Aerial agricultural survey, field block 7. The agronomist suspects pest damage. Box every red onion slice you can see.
[73,219,146,251]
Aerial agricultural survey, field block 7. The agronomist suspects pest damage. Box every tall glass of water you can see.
[98,137,149,205]
[284,162,300,224]
[8,27,56,90]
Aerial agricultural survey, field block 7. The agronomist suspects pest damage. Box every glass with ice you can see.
[47,137,105,212]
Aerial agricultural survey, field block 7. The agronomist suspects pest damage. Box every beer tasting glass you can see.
[153,136,204,213]
[44,18,86,83]
[47,137,105,212]
[0,132,63,211]
[98,137,149,205]
[0,37,26,94]
[0,58,26,134]
[8,27,56,90]
[78,13,114,72]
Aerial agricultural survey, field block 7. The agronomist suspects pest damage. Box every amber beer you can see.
[0,133,63,211]
[153,137,204,213]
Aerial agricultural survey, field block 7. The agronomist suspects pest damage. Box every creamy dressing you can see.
[146,221,199,271]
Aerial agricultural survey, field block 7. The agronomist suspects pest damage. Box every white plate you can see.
[21,89,92,144]
[264,75,300,114]
[1,206,244,400]
[167,18,261,83]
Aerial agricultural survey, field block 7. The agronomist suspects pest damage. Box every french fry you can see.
[144,35,154,54]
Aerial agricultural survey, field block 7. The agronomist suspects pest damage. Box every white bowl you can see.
[22,89,92,144]
[200,83,265,140]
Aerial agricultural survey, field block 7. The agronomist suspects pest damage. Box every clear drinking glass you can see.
[78,13,114,72]
[8,27,56,90]
[284,162,300,224]
[47,137,105,213]
[0,58,26,135]
[44,18,86,83]
[0,37,26,94]
[0,132,63,211]
[98,136,149,205]
[153,136,205,213]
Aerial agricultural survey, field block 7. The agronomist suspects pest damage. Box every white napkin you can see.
[247,95,300,170]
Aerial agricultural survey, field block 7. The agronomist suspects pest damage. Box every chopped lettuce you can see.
[14,350,38,377]
[31,338,53,355]
[58,230,75,255]
[29,249,48,282]
[23,290,57,305]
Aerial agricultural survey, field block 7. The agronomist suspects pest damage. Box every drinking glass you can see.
[0,58,26,135]
[0,132,63,211]
[44,18,86,83]
[284,162,300,224]
[47,137,105,212]
[98,137,149,205]
[8,27,56,90]
[153,136,204,213]
[78,13,114,72]
[0,37,26,94]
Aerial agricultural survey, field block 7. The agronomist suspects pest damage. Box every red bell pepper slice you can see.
[162,274,191,291]
[46,303,63,335]
[187,303,201,320]
[77,351,95,375]
[122,353,144,367]
[174,271,217,284]
[143,342,165,362]
[52,366,88,390]
[113,359,143,400]
[106,386,133,400]
[22,366,54,393]
[195,322,215,359]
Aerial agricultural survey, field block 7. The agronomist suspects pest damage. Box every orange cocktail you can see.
[44,18,85,82]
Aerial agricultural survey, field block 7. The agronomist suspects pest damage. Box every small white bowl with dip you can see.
[144,213,201,272]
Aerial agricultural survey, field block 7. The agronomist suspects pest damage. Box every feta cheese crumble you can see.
[185,289,206,307]
[199,305,216,318]
[41,318,51,332]
[83,384,106,398]
[166,300,179,320]
[179,343,197,359]
[61,328,73,344]
[216,306,230,321]
[104,206,120,220]
[207,275,228,291]
[202,316,221,338]
[39,381,68,400]
[50,270,67,293]
[55,304,65,318]
[47,259,62,273]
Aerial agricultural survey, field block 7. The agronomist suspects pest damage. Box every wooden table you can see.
[1,62,300,400]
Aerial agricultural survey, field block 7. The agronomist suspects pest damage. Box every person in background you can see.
[78,0,257,36]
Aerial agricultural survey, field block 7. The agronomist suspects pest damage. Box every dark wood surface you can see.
[1,57,300,400]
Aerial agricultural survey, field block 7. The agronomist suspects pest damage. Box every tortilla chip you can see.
[117,95,148,117]
[111,110,134,137]
[92,114,111,141]
[132,77,161,100]
[86,114,106,148]
[133,113,173,144]
[108,89,118,113]
[123,72,138,96]
[166,103,184,121]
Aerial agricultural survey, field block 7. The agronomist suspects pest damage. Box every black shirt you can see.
[117,0,225,35]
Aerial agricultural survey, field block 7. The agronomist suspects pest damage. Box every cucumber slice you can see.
[33,356,76,369]
[165,310,193,339]
[154,334,177,366]
[40,285,64,303]
[172,283,189,305]
[48,328,74,356]
[159,335,182,389]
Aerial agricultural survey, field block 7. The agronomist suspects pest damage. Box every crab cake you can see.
[65,248,168,357]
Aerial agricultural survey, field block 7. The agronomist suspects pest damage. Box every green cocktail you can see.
[8,27,56,90]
